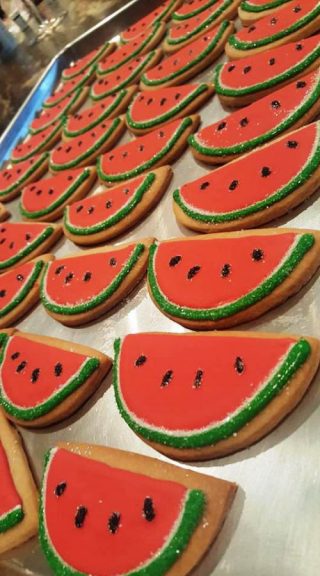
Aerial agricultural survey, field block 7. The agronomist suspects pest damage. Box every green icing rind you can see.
[174,127,320,223]
[30,89,84,135]
[148,233,315,321]
[64,173,156,236]
[0,260,43,318]
[64,90,128,137]
[126,84,210,131]
[43,65,96,109]
[189,76,320,157]
[228,6,320,50]
[167,0,233,46]
[97,117,193,184]
[39,449,205,576]
[113,337,311,448]
[214,43,320,97]
[173,0,223,20]
[49,117,122,171]
[62,42,110,81]
[0,153,48,199]
[141,21,230,87]
[0,227,55,271]
[20,168,91,219]
[41,243,145,315]
[11,121,63,165]
[241,0,294,14]
[0,506,24,533]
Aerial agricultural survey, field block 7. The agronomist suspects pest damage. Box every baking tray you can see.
[1,1,320,575]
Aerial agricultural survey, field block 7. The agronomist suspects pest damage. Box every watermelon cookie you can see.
[90,51,162,101]
[61,42,116,81]
[148,228,320,330]
[0,222,62,273]
[64,167,172,245]
[20,167,97,222]
[114,331,320,460]
[0,255,53,329]
[11,120,63,164]
[30,87,87,135]
[0,407,38,554]
[163,0,240,52]
[226,0,320,59]
[40,238,153,326]
[0,153,48,203]
[174,122,320,233]
[215,35,320,107]
[49,117,126,172]
[140,21,234,90]
[98,116,199,186]
[64,87,137,138]
[39,444,236,576]
[43,66,95,108]
[0,330,112,427]
[239,0,294,26]
[120,0,183,42]
[97,23,166,76]
[126,83,214,135]
[189,70,320,164]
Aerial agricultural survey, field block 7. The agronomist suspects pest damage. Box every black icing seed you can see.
[54,482,67,496]
[30,185,36,191]
[261,166,271,177]
[109,257,117,266]
[76,205,83,213]
[228,64,235,72]
[55,362,63,376]
[287,140,298,148]
[124,188,129,195]
[252,248,264,261]
[240,117,249,127]
[221,263,231,278]
[187,265,200,279]
[48,188,54,195]
[108,512,120,534]
[193,369,203,389]
[25,233,31,241]
[229,179,238,191]
[0,290,5,297]
[66,146,72,153]
[36,189,42,196]
[175,93,181,100]
[143,497,155,521]
[83,271,92,282]
[139,145,144,152]
[271,100,281,109]
[16,274,24,281]
[248,25,255,32]
[296,43,303,51]
[64,272,74,284]
[217,121,226,131]
[200,181,210,190]
[55,265,65,275]
[235,356,245,374]
[169,255,181,267]
[296,80,306,88]
[270,17,277,24]
[68,175,73,181]
[269,57,275,65]
[135,355,147,366]
[16,361,27,373]
[293,4,301,12]
[75,506,87,528]
[11,352,20,360]
[87,206,95,214]
[160,98,166,106]
[243,66,251,74]
[161,369,173,387]
[106,200,112,209]
[147,98,153,105]
[31,368,40,383]
[159,131,164,137]
[9,241,14,249]
[0,239,5,245]
[122,151,128,158]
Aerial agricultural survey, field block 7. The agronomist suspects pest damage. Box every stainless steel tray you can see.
[1,2,320,575]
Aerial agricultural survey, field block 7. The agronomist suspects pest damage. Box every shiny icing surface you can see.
[0,441,23,526]
[168,0,231,42]
[0,223,53,268]
[11,122,61,162]
[121,1,174,41]
[129,84,205,123]
[92,54,153,99]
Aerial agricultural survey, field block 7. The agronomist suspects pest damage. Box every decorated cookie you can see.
[114,331,320,460]
[49,117,126,172]
[226,0,320,59]
[39,444,236,576]
[64,87,137,138]
[97,23,166,76]
[0,407,38,554]
[30,88,87,135]
[148,229,320,330]
[0,330,112,427]
[11,121,63,164]
[44,66,95,108]
[239,0,301,26]
[0,153,49,203]
[0,256,53,329]
[120,0,182,42]
[173,0,230,20]
[163,0,240,52]
[64,167,173,245]
[174,122,320,232]
[90,51,162,101]
[126,83,214,135]
[189,70,320,164]
[40,238,152,326]
[215,35,320,107]
[61,42,116,81]
[98,116,199,186]
[0,222,62,273]
[140,21,234,89]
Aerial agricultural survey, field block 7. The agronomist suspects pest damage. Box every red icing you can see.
[181,123,318,213]
[1,334,88,408]
[45,447,187,575]
[154,232,297,308]
[144,25,222,81]
[235,0,318,43]
[68,175,145,227]
[119,333,295,429]
[92,55,151,99]
[0,442,22,519]
[175,0,221,17]
[31,94,78,132]
[169,1,228,40]
[44,244,136,305]
[195,71,317,149]
[21,168,89,213]
[100,118,184,176]
[130,84,202,122]
[45,70,92,107]
[0,155,44,193]
[121,1,173,41]
[50,118,116,168]
[11,122,61,162]
[65,94,122,133]
[98,29,156,74]
[220,35,320,89]
[0,261,38,310]
[62,45,106,80]
[0,223,51,266]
